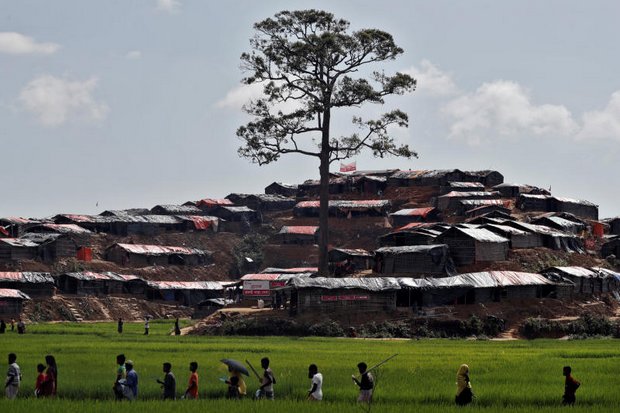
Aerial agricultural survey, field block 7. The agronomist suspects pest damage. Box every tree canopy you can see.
[237,9,417,274]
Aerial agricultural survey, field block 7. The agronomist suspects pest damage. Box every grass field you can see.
[0,321,618,412]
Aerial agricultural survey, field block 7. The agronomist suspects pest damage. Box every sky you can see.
[1,0,619,218]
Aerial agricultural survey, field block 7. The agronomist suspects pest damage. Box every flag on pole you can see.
[339,161,356,173]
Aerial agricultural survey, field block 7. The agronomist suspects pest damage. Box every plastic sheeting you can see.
[241,273,314,281]
[261,267,318,274]
[113,243,207,256]
[390,207,436,217]
[398,271,554,290]
[278,226,319,235]
[0,289,31,300]
[375,244,449,255]
[146,281,223,290]
[329,248,372,257]
[288,277,401,291]
[62,272,126,281]
[445,227,509,243]
[0,272,54,283]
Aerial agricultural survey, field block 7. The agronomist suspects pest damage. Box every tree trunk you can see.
[318,111,331,276]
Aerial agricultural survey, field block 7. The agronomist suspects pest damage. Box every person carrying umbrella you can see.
[220,359,248,397]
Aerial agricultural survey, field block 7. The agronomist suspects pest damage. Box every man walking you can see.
[5,353,21,399]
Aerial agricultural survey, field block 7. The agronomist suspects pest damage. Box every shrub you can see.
[308,320,345,337]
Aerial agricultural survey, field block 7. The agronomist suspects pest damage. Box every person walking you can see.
[455,364,473,406]
[257,357,275,400]
[307,364,323,401]
[41,355,58,397]
[183,361,199,399]
[157,362,176,400]
[34,364,46,397]
[352,362,374,403]
[113,354,127,400]
[16,319,25,334]
[562,366,581,406]
[117,318,123,334]
[143,317,150,336]
[5,353,21,399]
[125,360,138,400]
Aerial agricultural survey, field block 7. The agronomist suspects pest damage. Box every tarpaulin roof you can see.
[507,222,571,237]
[447,182,485,188]
[99,209,150,217]
[553,197,597,207]
[39,224,92,234]
[0,289,31,300]
[0,226,8,236]
[267,182,298,189]
[592,267,620,280]
[394,222,438,232]
[0,217,39,224]
[400,272,554,290]
[334,169,399,177]
[537,216,585,229]
[482,224,528,235]
[0,272,54,283]
[177,215,218,230]
[261,267,318,274]
[0,238,39,247]
[196,198,234,207]
[390,207,436,217]
[460,199,505,207]
[151,204,203,214]
[390,169,460,179]
[111,243,208,256]
[146,280,223,290]
[278,226,319,235]
[55,214,109,223]
[62,272,126,281]
[117,274,143,281]
[329,248,373,257]
[295,200,390,209]
[442,227,509,243]
[217,206,256,213]
[440,191,499,198]
[541,267,598,278]
[288,277,401,291]
[375,244,449,255]
[241,273,314,281]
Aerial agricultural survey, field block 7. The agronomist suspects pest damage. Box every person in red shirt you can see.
[34,364,46,397]
[184,361,199,399]
[41,355,58,397]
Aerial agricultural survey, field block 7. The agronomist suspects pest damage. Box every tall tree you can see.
[237,10,417,275]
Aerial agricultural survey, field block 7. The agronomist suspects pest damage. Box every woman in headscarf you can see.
[41,355,58,397]
[455,364,473,406]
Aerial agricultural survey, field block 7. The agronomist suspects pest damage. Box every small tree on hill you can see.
[237,9,417,274]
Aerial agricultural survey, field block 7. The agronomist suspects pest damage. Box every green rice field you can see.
[0,321,618,412]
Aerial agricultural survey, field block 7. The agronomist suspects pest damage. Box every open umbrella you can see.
[220,359,249,376]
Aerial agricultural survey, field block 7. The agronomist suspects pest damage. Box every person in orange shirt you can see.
[184,361,199,399]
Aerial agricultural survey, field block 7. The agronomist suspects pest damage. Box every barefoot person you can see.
[41,355,58,397]
[157,362,176,400]
[113,354,126,400]
[184,361,199,400]
[257,357,275,400]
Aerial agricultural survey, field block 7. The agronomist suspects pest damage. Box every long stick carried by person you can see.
[359,354,398,377]
[245,359,262,382]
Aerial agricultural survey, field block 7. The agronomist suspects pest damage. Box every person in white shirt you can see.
[5,353,21,399]
[307,364,323,401]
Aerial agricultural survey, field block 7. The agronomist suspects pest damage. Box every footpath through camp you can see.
[1,168,620,339]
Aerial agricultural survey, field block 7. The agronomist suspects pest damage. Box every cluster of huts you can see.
[1,167,618,321]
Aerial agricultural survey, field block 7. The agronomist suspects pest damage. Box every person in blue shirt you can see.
[125,360,138,400]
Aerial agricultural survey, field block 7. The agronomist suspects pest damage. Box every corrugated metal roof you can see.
[289,277,401,291]
[394,222,437,232]
[113,243,207,256]
[460,199,505,207]
[329,248,373,257]
[0,289,31,300]
[267,182,298,189]
[261,267,318,274]
[520,194,551,200]
[591,267,620,279]
[117,274,143,281]
[390,207,436,217]
[146,280,223,290]
[218,206,256,213]
[0,238,39,247]
[279,226,319,235]
[375,244,449,255]
[0,272,54,283]
[553,197,597,207]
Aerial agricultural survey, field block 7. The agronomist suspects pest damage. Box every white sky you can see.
[1,1,619,218]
